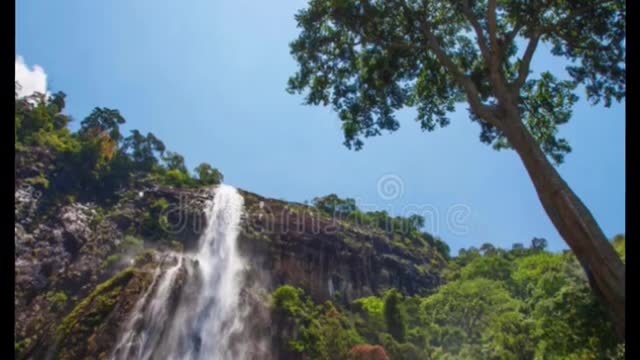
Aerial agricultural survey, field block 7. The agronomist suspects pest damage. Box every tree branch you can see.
[507,1,615,92]
[502,22,524,59]
[513,33,540,90]
[487,0,499,56]
[560,0,617,26]
[400,0,500,125]
[538,0,617,35]
[421,22,497,125]
[461,1,491,63]
[486,0,517,104]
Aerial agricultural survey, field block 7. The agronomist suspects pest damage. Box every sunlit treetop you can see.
[288,0,625,164]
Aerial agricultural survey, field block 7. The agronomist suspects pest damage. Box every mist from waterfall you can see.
[111,184,252,360]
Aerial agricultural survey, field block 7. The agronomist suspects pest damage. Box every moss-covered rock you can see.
[54,266,155,360]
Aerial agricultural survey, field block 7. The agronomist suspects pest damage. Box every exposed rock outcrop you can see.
[14,184,445,359]
[238,190,445,304]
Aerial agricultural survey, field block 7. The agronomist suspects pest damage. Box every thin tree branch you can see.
[508,1,615,92]
[486,0,516,104]
[502,22,524,59]
[554,0,617,29]
[461,0,491,63]
[513,33,540,90]
[400,0,500,125]
[487,0,499,56]
[421,23,497,124]
[535,0,617,37]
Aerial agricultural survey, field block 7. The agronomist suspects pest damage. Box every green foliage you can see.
[147,154,225,189]
[383,289,407,342]
[612,234,625,263]
[454,247,482,267]
[511,252,566,298]
[16,92,70,144]
[352,297,386,343]
[607,343,625,360]
[56,268,135,359]
[120,235,144,252]
[194,163,224,186]
[313,194,357,218]
[99,235,144,272]
[25,175,50,190]
[481,310,536,360]
[15,89,225,204]
[531,280,617,359]
[15,338,32,356]
[31,128,79,154]
[273,240,622,359]
[140,199,173,241]
[287,3,625,337]
[505,72,578,165]
[160,169,197,188]
[321,307,364,359]
[430,236,451,261]
[530,237,548,252]
[379,333,425,360]
[287,0,624,163]
[272,285,310,317]
[272,286,363,359]
[354,296,384,317]
[133,249,156,267]
[78,107,126,142]
[121,130,165,173]
[46,291,69,312]
[311,194,447,261]
[422,278,520,348]
[460,255,513,283]
[162,151,188,173]
[99,254,123,272]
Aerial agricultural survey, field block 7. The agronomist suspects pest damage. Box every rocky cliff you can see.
[238,190,444,303]
[15,180,446,359]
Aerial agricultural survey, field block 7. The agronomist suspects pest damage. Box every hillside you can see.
[14,91,624,359]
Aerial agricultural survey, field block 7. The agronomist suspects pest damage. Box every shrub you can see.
[194,163,223,186]
[161,169,195,188]
[120,235,144,252]
[383,289,407,342]
[47,291,69,311]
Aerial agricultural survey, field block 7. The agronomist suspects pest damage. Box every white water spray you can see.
[111,185,250,360]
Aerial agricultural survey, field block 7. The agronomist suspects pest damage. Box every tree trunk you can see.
[501,115,625,340]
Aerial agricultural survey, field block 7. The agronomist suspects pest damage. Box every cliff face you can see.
[238,190,444,303]
[14,183,446,359]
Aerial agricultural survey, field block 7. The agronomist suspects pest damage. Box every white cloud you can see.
[15,55,48,98]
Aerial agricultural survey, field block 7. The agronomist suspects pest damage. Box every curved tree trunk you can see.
[501,115,625,339]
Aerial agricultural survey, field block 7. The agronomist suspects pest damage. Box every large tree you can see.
[287,0,625,337]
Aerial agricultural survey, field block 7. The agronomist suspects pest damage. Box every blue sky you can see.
[16,0,625,254]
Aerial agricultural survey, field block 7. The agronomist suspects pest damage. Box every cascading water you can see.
[111,184,252,360]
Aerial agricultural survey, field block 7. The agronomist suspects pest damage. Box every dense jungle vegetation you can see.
[271,233,625,359]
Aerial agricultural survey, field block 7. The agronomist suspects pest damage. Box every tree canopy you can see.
[271,237,624,359]
[287,0,624,164]
[287,0,626,336]
[15,88,224,203]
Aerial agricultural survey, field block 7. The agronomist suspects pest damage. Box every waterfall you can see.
[111,184,251,360]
